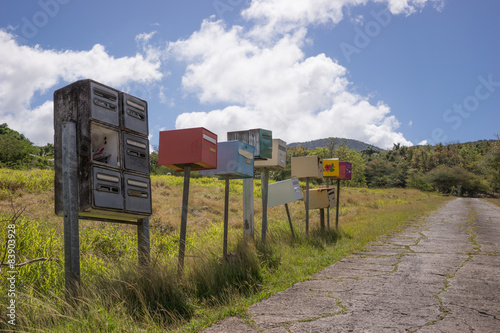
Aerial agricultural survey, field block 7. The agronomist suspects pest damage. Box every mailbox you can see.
[123,133,149,174]
[124,173,152,214]
[333,161,352,180]
[54,79,151,222]
[291,155,323,179]
[322,158,340,178]
[268,178,303,207]
[158,127,217,171]
[303,188,336,210]
[200,141,254,179]
[254,139,286,170]
[227,128,272,160]
[122,93,148,135]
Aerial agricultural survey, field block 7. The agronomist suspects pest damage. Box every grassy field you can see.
[0,169,452,332]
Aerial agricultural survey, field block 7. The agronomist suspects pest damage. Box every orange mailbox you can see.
[158,127,217,171]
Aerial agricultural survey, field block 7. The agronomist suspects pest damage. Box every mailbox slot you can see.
[122,93,148,135]
[124,173,152,214]
[123,133,149,174]
[90,82,119,126]
[90,123,120,167]
[92,167,123,210]
[200,141,254,179]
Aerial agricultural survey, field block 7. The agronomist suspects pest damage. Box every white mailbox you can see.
[255,139,286,170]
[268,178,303,207]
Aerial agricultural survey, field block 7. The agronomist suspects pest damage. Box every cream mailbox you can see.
[268,178,303,207]
[303,188,336,209]
[227,128,272,160]
[291,155,323,179]
[255,139,286,170]
[157,127,217,171]
[54,79,152,222]
[200,141,254,179]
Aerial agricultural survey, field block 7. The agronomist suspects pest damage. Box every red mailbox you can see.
[331,161,352,180]
[158,127,217,171]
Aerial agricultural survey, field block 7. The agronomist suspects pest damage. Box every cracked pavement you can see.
[203,198,500,332]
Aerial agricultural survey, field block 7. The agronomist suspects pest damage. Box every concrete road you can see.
[203,198,500,332]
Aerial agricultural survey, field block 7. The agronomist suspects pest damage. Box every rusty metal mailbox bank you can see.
[227,128,272,160]
[158,127,217,171]
[200,141,254,179]
[54,79,152,222]
[255,138,286,170]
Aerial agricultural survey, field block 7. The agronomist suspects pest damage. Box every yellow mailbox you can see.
[322,158,340,178]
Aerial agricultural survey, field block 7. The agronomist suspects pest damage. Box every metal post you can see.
[336,179,341,231]
[305,178,310,235]
[326,179,330,230]
[261,169,269,245]
[285,204,295,238]
[223,176,230,260]
[320,208,325,231]
[178,166,191,274]
[62,122,80,299]
[137,218,150,267]
[243,178,254,240]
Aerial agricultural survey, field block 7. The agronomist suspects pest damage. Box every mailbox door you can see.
[199,128,218,170]
[90,82,119,126]
[91,123,121,167]
[92,167,123,210]
[277,140,287,169]
[258,129,273,159]
[122,93,148,135]
[124,174,152,214]
[123,133,149,174]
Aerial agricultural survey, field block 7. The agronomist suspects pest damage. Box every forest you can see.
[1,123,498,196]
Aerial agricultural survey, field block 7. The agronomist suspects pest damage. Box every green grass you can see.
[0,169,452,332]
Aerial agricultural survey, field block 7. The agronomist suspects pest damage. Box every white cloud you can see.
[0,30,163,145]
[171,19,412,149]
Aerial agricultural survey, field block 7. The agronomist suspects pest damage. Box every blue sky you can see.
[0,0,498,149]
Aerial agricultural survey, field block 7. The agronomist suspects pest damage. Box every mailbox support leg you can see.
[326,179,330,230]
[137,218,150,267]
[178,166,191,274]
[62,122,80,300]
[261,169,269,246]
[223,176,230,260]
[336,179,341,231]
[284,204,295,238]
[243,178,254,241]
[305,178,310,235]
[320,208,325,231]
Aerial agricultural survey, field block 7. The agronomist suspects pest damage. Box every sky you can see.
[0,0,498,150]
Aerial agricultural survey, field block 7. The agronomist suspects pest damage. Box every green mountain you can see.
[287,137,384,152]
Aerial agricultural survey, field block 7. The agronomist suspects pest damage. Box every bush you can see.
[425,165,491,196]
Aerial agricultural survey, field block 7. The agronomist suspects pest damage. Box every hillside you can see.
[287,137,384,152]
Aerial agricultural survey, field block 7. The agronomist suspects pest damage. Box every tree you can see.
[0,124,38,169]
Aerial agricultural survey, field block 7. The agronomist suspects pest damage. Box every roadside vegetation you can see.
[0,170,450,332]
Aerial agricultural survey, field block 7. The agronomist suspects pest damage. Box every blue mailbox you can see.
[201,141,254,179]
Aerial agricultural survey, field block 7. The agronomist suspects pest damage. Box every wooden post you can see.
[243,178,254,240]
[284,203,295,238]
[178,166,191,274]
[261,169,269,245]
[137,218,150,267]
[305,178,310,235]
[336,179,341,231]
[62,122,80,299]
[320,208,325,231]
[223,176,230,260]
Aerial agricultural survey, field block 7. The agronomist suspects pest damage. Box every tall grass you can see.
[0,170,451,332]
